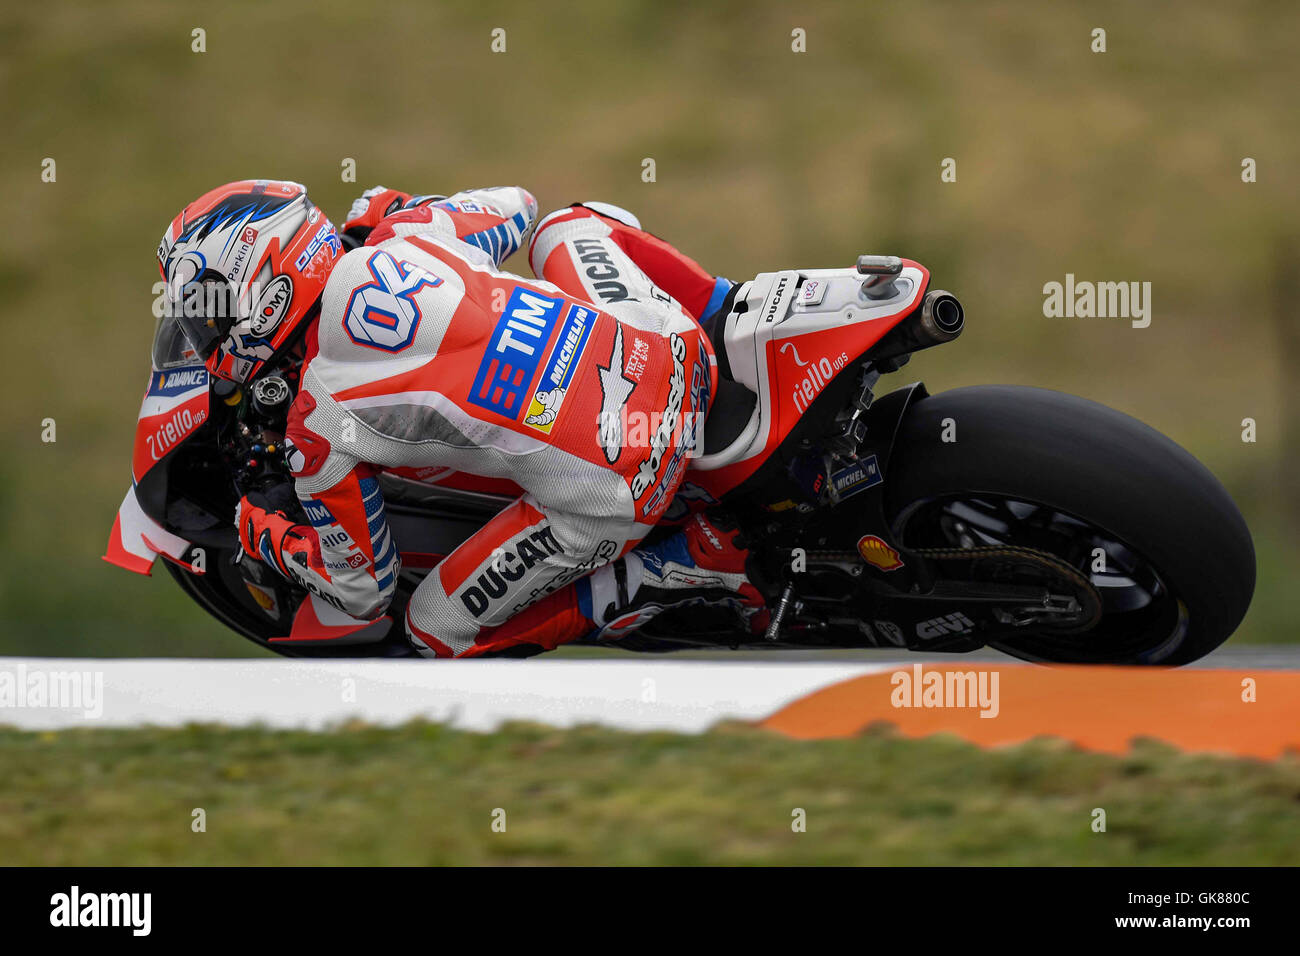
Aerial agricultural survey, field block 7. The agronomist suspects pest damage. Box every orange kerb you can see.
[760,665,1300,760]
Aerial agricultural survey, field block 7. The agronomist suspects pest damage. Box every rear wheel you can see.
[883,386,1255,665]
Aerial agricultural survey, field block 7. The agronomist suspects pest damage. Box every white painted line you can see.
[0,658,896,733]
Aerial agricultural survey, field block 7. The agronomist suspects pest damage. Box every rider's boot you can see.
[580,511,765,640]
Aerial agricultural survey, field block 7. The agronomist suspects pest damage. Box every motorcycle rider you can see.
[157,179,762,657]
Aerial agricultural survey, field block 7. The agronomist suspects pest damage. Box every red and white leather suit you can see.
[253,188,749,657]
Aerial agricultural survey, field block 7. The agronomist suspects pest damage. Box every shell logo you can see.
[856,535,904,572]
[244,581,279,614]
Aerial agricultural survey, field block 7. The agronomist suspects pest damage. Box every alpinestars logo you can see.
[638,338,709,519]
[597,323,637,463]
[631,333,687,500]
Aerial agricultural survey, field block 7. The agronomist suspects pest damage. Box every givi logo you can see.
[916,612,975,640]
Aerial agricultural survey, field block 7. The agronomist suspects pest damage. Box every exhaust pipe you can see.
[869,288,966,366]
[917,289,964,343]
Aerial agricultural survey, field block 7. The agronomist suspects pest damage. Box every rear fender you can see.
[805,381,931,555]
[691,262,929,497]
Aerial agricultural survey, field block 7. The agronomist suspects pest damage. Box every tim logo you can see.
[468,287,565,419]
[301,499,335,529]
[343,251,442,352]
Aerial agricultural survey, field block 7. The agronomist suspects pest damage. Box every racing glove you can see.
[343,186,458,239]
[364,187,538,269]
[234,493,315,581]
[342,186,413,244]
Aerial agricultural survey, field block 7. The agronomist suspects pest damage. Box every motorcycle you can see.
[106,252,1255,665]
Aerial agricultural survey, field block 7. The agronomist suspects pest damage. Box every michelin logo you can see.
[525,388,564,427]
[522,302,596,434]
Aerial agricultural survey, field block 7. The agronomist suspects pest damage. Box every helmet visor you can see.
[163,267,243,362]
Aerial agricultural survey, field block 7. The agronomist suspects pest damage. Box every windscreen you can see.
[150,312,203,370]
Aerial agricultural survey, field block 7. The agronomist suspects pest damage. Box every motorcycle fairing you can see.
[131,365,212,484]
[689,261,929,499]
[103,485,195,575]
[105,359,217,574]
[272,593,393,646]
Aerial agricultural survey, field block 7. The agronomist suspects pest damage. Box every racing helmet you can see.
[155,180,341,383]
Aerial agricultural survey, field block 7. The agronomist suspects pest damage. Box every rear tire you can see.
[884,385,1255,665]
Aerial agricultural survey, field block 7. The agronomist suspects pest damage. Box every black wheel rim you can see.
[893,494,1191,663]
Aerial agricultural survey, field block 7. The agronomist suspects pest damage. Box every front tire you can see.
[884,386,1255,665]
[165,549,417,658]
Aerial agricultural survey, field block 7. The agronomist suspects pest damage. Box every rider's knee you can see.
[571,201,641,230]
[529,202,642,276]
[547,512,635,571]
[404,586,475,659]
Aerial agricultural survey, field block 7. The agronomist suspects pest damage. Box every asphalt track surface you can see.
[571,644,1300,669]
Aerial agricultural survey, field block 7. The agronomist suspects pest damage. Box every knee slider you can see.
[548,514,632,570]
[573,201,642,230]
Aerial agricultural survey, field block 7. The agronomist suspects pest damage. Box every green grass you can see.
[1,722,1298,865]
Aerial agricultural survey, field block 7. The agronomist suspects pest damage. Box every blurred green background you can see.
[1,0,1296,656]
